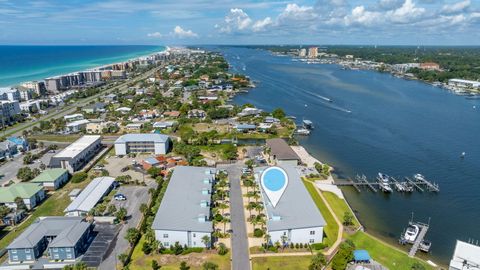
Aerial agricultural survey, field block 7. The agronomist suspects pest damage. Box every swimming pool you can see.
[261,167,288,191]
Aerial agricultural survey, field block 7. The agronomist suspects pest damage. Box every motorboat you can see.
[404,224,420,242]
[377,173,393,193]
[302,120,314,129]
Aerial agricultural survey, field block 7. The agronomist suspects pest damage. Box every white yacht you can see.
[377,173,393,193]
[404,224,420,242]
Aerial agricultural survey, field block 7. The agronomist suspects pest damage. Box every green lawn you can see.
[322,191,360,229]
[31,134,81,143]
[302,180,339,247]
[348,232,434,270]
[252,256,312,270]
[130,236,230,270]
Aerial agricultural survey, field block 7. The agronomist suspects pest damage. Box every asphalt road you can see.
[218,162,251,270]
[3,66,161,138]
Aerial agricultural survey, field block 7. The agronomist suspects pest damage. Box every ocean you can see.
[0,45,164,87]
[219,46,480,264]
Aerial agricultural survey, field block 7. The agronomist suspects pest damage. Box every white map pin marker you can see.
[260,167,288,208]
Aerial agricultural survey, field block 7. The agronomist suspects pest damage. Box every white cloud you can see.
[386,0,426,23]
[252,17,273,32]
[172,25,198,38]
[219,8,252,33]
[344,6,383,26]
[278,4,317,22]
[441,0,470,14]
[147,32,162,38]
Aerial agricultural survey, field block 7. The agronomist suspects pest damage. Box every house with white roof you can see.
[152,166,216,248]
[64,176,115,216]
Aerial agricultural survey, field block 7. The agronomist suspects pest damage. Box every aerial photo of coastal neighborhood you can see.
[1,1,480,270]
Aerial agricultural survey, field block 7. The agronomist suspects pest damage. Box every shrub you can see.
[217,243,229,255]
[71,172,88,183]
[295,243,300,249]
[267,245,278,253]
[253,228,264,238]
[311,243,328,250]
[181,247,204,255]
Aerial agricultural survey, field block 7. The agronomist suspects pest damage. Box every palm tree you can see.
[264,234,271,247]
[201,235,211,249]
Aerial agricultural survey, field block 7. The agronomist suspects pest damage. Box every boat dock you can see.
[333,174,439,194]
[399,216,431,257]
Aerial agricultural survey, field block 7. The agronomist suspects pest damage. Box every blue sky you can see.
[1,0,480,45]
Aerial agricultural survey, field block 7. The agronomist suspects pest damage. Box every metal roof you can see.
[255,165,326,231]
[266,138,300,161]
[7,217,88,249]
[115,133,170,144]
[152,166,215,233]
[0,183,43,202]
[31,168,68,183]
[53,135,101,159]
[64,177,114,213]
[450,240,480,269]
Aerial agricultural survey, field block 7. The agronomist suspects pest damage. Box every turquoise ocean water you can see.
[0,45,164,87]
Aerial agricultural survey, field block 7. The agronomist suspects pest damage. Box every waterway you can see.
[218,46,480,264]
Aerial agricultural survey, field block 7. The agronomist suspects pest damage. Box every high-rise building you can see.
[308,47,318,58]
[299,48,307,57]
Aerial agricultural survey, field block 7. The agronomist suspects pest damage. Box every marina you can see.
[334,173,439,194]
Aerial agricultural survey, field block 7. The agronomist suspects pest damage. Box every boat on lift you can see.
[404,224,420,242]
[302,120,314,129]
[377,173,393,193]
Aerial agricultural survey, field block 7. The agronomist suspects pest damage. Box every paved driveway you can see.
[218,161,251,270]
[99,182,156,270]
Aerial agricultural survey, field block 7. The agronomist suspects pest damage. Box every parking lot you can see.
[98,183,156,270]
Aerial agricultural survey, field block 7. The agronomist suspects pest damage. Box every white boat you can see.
[295,128,310,135]
[404,224,419,242]
[414,173,426,181]
[377,173,393,193]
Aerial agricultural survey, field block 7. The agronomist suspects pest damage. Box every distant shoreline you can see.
[0,45,166,87]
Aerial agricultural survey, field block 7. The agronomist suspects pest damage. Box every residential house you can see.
[188,109,206,119]
[6,216,92,263]
[0,183,46,210]
[115,107,132,114]
[82,102,106,114]
[7,136,29,151]
[125,122,144,131]
[31,168,69,191]
[64,113,84,123]
[64,177,115,216]
[265,138,301,166]
[235,124,256,132]
[153,121,176,130]
[0,140,18,160]
[163,111,180,118]
[65,119,90,133]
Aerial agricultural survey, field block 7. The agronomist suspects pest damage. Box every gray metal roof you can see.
[115,133,170,144]
[65,177,114,213]
[152,166,215,233]
[266,138,300,161]
[7,217,89,249]
[255,165,326,232]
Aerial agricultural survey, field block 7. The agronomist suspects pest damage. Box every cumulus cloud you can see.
[252,17,273,32]
[172,25,198,38]
[386,0,426,23]
[344,6,383,26]
[441,0,471,14]
[278,4,317,22]
[219,8,252,33]
[147,32,162,38]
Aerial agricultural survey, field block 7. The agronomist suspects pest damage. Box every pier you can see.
[399,215,431,257]
[333,174,439,194]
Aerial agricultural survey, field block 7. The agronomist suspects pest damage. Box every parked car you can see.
[120,166,130,172]
[114,194,127,201]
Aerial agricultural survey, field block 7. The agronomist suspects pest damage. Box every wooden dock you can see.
[405,177,424,192]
